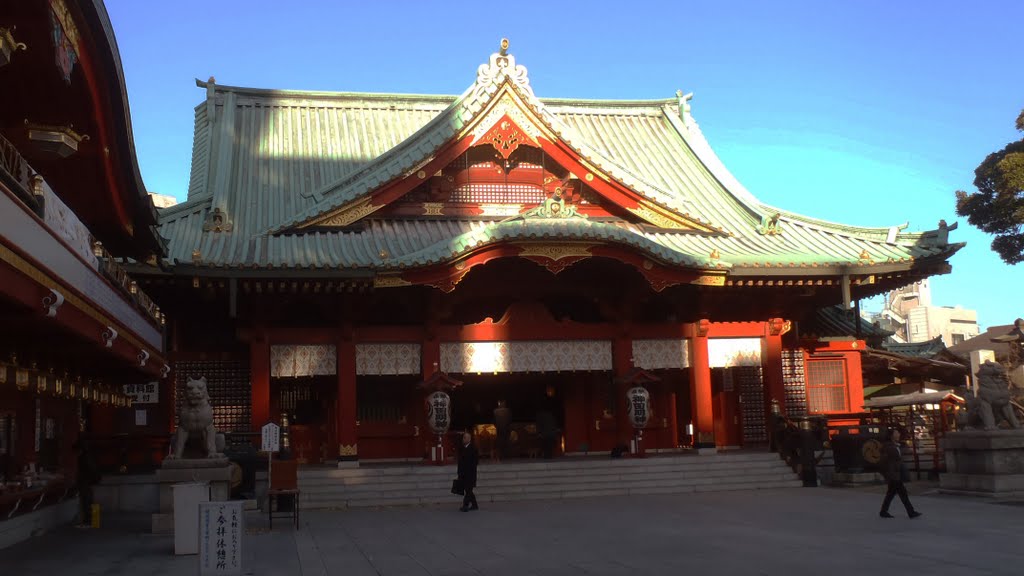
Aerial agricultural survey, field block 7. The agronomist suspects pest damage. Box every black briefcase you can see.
[451,478,465,495]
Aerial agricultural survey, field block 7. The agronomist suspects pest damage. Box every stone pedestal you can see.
[151,458,231,534]
[172,482,208,555]
[940,430,1024,497]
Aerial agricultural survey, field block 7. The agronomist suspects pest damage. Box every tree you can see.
[955,108,1024,264]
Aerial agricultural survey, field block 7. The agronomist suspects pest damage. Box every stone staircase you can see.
[298,451,802,509]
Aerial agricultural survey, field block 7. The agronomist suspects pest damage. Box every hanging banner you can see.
[627,386,651,429]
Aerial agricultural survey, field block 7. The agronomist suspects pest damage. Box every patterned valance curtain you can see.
[632,339,689,370]
[440,341,613,374]
[708,338,762,368]
[270,345,336,378]
[355,343,421,375]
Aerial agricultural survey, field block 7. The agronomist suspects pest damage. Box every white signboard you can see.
[199,501,244,575]
[261,422,280,453]
[123,381,159,404]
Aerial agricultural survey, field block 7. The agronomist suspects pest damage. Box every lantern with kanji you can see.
[426,391,452,435]
[627,386,651,429]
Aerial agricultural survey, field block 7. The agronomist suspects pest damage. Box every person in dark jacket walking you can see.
[75,440,99,527]
[457,431,479,512]
[879,429,921,519]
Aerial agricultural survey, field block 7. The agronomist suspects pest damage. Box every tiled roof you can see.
[881,336,948,358]
[804,306,893,340]
[158,49,962,274]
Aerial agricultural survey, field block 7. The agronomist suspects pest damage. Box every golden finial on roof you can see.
[858,249,871,261]
[710,249,720,260]
[499,38,509,56]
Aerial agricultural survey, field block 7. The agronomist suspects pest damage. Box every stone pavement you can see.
[3,483,1023,575]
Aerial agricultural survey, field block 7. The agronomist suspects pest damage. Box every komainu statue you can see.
[960,361,1022,430]
[170,376,225,459]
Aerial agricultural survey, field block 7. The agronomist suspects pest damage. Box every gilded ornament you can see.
[691,275,726,286]
[310,199,382,228]
[517,243,593,261]
[422,202,445,216]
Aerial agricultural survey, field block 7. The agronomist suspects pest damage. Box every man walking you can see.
[75,440,99,527]
[879,429,921,519]
[458,431,479,512]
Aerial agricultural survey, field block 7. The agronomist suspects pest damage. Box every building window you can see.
[952,333,966,345]
[805,358,848,413]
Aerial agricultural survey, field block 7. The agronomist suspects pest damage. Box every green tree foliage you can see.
[956,108,1024,264]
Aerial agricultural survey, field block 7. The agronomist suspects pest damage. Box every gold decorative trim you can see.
[0,243,158,357]
[628,204,709,231]
[307,198,382,228]
[49,0,81,48]
[339,443,358,457]
[468,93,544,146]
[516,243,593,261]
[422,202,445,216]
[373,275,412,288]
[691,274,726,286]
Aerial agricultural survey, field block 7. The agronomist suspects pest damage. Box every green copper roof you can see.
[158,49,962,275]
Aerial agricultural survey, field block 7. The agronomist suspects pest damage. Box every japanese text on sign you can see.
[199,501,243,575]
[123,381,159,404]
[261,422,280,453]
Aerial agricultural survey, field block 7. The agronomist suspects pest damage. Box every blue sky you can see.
[106,0,1023,329]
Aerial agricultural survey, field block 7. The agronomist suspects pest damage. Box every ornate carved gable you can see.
[296,40,715,233]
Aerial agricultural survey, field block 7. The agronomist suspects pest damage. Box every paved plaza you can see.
[3,483,1023,575]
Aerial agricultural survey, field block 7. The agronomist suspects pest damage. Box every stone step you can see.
[298,454,785,480]
[301,479,803,509]
[295,453,801,509]
[299,473,801,501]
[299,468,797,495]
[298,456,788,483]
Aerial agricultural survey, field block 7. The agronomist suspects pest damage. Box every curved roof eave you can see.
[384,218,724,271]
[81,0,164,255]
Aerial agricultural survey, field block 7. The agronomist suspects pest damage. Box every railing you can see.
[0,133,42,213]
[93,246,164,327]
[0,134,164,333]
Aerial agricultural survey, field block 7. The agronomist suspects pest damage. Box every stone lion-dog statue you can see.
[960,361,1022,431]
[170,376,225,459]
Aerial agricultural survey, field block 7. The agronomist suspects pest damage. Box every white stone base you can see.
[0,498,78,550]
[94,474,159,513]
[150,462,231,534]
[832,471,884,485]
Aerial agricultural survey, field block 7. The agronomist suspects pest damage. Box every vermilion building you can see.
[1,0,167,536]
[134,42,962,466]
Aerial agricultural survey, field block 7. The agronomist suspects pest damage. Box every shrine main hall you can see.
[132,41,961,465]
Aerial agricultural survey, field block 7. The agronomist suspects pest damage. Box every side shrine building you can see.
[133,42,963,465]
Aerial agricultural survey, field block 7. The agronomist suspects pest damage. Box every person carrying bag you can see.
[456,431,479,512]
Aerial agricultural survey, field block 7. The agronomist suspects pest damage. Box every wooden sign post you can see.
[261,422,281,483]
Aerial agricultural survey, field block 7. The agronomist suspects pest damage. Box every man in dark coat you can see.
[457,431,479,512]
[75,440,99,527]
[879,429,921,519]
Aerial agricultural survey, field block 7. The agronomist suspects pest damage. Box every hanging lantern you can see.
[67,377,77,400]
[16,368,29,391]
[626,386,651,430]
[54,373,64,397]
[426,391,452,435]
